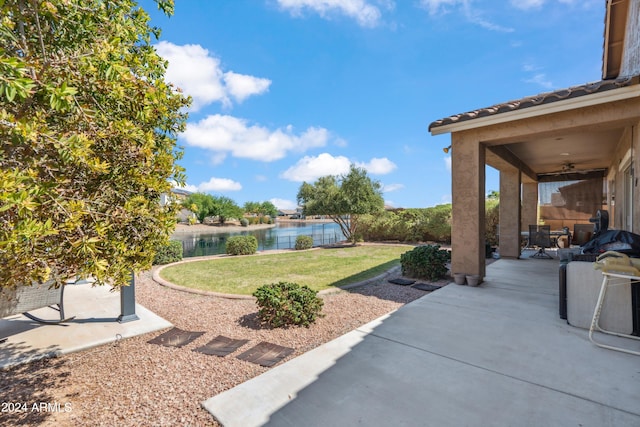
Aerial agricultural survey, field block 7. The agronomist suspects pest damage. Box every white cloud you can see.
[173,182,198,193]
[420,0,513,32]
[510,0,579,10]
[510,0,582,11]
[382,183,404,193]
[155,41,271,111]
[444,156,451,172]
[281,153,352,182]
[510,0,544,9]
[210,152,227,165]
[357,157,396,174]
[419,0,461,15]
[277,0,384,27]
[182,114,330,162]
[524,73,553,89]
[522,62,553,89]
[197,177,242,192]
[270,198,298,210]
[223,71,272,103]
[281,153,397,182]
[334,137,348,147]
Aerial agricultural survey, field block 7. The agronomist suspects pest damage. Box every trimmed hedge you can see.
[253,281,324,327]
[225,235,258,255]
[295,235,314,250]
[400,245,450,281]
[153,240,183,265]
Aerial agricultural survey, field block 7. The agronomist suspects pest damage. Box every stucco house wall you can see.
[606,121,639,233]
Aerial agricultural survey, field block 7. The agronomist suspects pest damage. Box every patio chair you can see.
[528,225,553,259]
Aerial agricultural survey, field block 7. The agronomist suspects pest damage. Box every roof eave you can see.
[429,83,640,136]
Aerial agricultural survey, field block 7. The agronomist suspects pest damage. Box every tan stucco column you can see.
[451,135,486,279]
[498,166,521,258]
[521,182,538,231]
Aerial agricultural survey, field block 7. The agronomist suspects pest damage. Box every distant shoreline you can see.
[171,218,335,236]
[171,223,275,235]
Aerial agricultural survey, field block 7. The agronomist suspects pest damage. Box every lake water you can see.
[173,221,346,258]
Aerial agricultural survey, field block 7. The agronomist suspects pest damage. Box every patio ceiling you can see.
[492,127,624,181]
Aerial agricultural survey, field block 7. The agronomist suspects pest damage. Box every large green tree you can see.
[297,165,384,244]
[0,0,189,289]
[259,201,278,218]
[213,196,243,225]
[182,193,216,223]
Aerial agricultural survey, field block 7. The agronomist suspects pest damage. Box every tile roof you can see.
[428,75,640,132]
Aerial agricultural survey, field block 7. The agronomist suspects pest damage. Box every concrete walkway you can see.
[203,257,640,427]
[0,282,172,370]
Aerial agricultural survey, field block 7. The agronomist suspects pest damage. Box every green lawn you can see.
[159,244,413,295]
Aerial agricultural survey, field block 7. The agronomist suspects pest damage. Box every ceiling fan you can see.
[561,162,575,172]
[538,161,607,180]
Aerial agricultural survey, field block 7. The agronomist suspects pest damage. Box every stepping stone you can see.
[147,327,204,348]
[412,283,442,292]
[193,335,249,357]
[388,278,416,286]
[236,342,294,367]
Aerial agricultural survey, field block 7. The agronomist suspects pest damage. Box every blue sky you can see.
[140,0,604,209]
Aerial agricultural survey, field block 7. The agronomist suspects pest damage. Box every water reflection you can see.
[173,221,345,258]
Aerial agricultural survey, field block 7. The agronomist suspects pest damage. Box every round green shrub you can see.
[153,240,183,265]
[240,218,249,227]
[253,282,324,327]
[400,245,451,281]
[295,235,314,250]
[225,235,258,255]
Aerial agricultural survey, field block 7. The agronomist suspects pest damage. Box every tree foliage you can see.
[243,200,278,217]
[214,196,243,225]
[0,0,189,289]
[485,196,500,247]
[359,206,453,243]
[259,201,278,218]
[183,193,243,224]
[297,165,384,244]
[183,193,216,223]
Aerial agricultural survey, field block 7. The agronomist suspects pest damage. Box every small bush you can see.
[295,235,314,250]
[226,235,258,255]
[153,240,183,265]
[257,215,272,224]
[240,218,249,227]
[400,245,451,281]
[253,282,324,327]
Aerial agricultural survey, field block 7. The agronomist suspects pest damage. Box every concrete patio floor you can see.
[204,253,640,427]
[0,282,172,370]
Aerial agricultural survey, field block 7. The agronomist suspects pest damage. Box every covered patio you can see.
[428,0,640,280]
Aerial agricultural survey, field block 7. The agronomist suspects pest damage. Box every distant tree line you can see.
[296,164,500,245]
[181,194,278,224]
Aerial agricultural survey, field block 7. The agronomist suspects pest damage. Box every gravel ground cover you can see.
[0,267,438,426]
